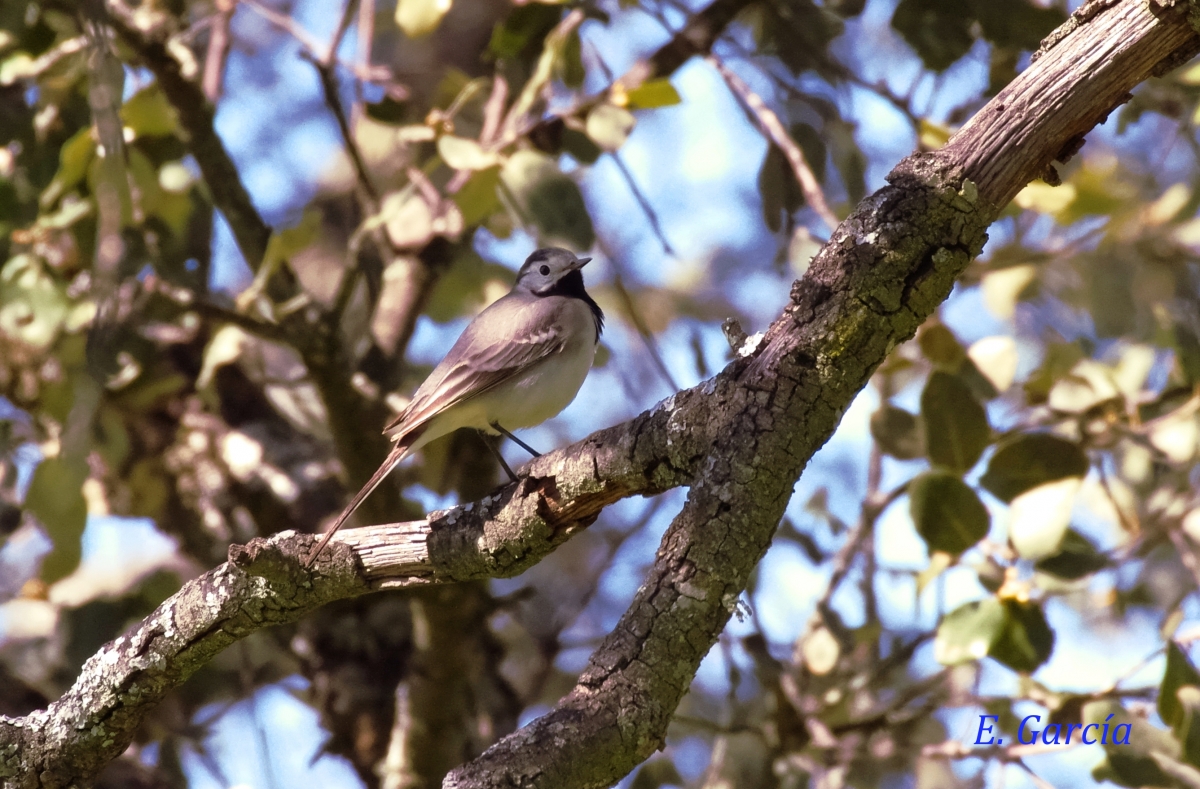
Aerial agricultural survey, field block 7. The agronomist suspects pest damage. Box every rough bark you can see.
[2,1,1197,787]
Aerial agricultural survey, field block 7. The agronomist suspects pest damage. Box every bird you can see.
[305,247,604,566]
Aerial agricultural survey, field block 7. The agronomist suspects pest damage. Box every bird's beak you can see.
[572,257,592,270]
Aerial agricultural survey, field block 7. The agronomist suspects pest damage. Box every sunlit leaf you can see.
[921,371,990,473]
[438,135,500,171]
[801,626,840,675]
[1013,180,1076,215]
[980,264,1037,320]
[967,336,1018,392]
[121,85,179,139]
[0,254,70,351]
[380,190,435,249]
[909,470,989,555]
[585,103,636,152]
[624,79,682,109]
[1047,360,1120,413]
[41,127,96,208]
[934,597,1006,665]
[1007,477,1080,560]
[395,0,452,38]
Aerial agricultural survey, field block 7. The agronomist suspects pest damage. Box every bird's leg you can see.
[490,421,541,458]
[479,429,518,482]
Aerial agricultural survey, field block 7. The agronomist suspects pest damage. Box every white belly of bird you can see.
[484,340,595,429]
[415,337,596,450]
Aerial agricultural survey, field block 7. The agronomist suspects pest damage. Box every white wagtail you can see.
[306,247,604,565]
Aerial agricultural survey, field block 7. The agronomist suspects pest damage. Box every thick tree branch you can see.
[4,2,1197,788]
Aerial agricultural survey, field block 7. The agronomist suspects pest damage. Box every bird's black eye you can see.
[539,265,550,276]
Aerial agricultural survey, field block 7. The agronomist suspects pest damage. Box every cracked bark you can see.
[3,1,1197,787]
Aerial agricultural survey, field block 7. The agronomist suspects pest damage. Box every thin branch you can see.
[200,0,234,101]
[304,50,380,204]
[143,275,289,342]
[707,54,839,233]
[611,270,681,393]
[106,2,275,275]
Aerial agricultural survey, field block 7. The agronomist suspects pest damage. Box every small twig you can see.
[201,0,234,101]
[304,50,379,204]
[707,55,839,233]
[143,275,288,341]
[480,75,509,146]
[354,0,375,123]
[239,0,395,85]
[324,0,358,66]
[611,153,676,257]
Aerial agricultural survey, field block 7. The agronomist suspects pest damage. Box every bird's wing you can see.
[383,299,568,437]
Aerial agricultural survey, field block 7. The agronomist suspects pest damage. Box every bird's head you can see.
[515,248,591,296]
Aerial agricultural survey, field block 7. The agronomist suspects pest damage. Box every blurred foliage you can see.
[4,0,1200,788]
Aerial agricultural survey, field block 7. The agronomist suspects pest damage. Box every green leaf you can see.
[452,166,502,226]
[909,470,990,555]
[0,254,70,351]
[1161,642,1200,731]
[629,759,684,789]
[869,405,923,460]
[891,0,974,72]
[500,150,594,249]
[935,597,1053,672]
[561,127,602,164]
[585,103,636,152]
[624,78,682,109]
[1087,700,1181,788]
[972,0,1066,51]
[26,455,89,583]
[759,144,804,233]
[934,597,1006,665]
[990,599,1054,673]
[828,118,866,203]
[921,371,991,473]
[41,127,96,207]
[1175,685,1200,768]
[424,251,513,322]
[555,30,585,89]
[980,433,1088,503]
[121,85,179,139]
[488,4,561,60]
[395,0,453,38]
[1034,528,1108,580]
[917,324,965,367]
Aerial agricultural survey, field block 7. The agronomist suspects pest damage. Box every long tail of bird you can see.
[304,437,416,567]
